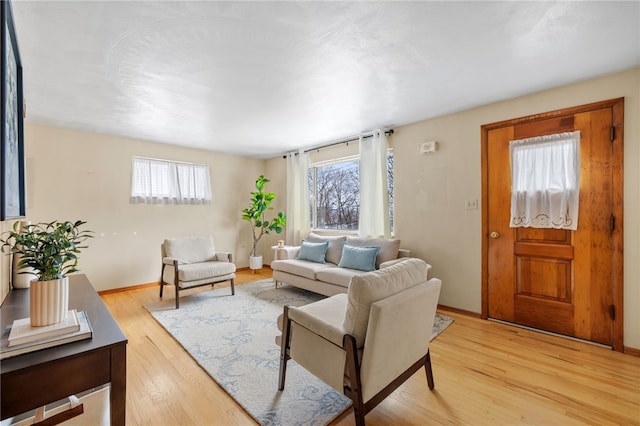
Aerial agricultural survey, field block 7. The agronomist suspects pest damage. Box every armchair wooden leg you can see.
[160,265,165,298]
[173,260,181,309]
[425,349,434,390]
[278,306,292,391]
[230,278,235,296]
[344,335,366,426]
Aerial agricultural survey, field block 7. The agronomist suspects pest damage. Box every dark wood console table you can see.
[1,274,127,425]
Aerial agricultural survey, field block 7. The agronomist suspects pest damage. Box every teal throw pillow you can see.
[338,244,381,272]
[297,240,329,264]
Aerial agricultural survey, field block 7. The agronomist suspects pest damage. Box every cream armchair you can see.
[160,236,236,308]
[277,258,441,426]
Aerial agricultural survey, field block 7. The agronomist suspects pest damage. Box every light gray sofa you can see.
[271,233,428,296]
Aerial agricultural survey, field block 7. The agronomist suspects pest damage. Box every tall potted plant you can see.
[0,220,93,326]
[241,175,286,270]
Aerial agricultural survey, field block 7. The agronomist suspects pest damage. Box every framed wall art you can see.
[1,0,25,220]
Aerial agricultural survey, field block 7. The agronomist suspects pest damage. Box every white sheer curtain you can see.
[286,149,310,245]
[130,157,211,204]
[359,129,391,238]
[509,131,580,230]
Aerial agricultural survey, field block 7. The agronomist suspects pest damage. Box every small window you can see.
[130,157,212,204]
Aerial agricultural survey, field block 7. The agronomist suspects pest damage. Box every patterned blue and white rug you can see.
[144,279,453,426]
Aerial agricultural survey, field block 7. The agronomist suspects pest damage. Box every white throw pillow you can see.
[307,232,347,265]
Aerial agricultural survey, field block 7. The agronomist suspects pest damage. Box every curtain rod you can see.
[283,129,394,158]
[132,155,208,167]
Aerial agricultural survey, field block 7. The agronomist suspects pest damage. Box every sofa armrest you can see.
[379,258,406,269]
[376,248,412,268]
[214,252,233,262]
[275,246,300,260]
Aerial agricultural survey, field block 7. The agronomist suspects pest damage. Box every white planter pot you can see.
[30,277,69,326]
[249,255,263,270]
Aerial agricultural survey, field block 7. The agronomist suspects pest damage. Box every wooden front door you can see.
[481,99,624,350]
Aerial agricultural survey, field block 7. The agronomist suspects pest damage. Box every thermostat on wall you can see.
[420,141,438,154]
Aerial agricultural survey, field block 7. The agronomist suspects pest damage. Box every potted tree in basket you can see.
[241,175,286,270]
[0,220,93,326]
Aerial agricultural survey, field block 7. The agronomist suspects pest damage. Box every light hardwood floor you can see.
[100,269,640,425]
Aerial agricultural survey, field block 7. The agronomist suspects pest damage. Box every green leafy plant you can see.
[241,175,286,257]
[0,220,93,281]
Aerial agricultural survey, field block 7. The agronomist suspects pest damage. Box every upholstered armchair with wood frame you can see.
[160,236,236,308]
[277,258,441,426]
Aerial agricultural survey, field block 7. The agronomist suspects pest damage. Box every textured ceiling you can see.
[11,1,640,159]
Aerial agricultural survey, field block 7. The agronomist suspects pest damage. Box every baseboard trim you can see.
[97,266,274,295]
[98,281,159,295]
[624,346,640,357]
[437,304,481,318]
[238,265,274,272]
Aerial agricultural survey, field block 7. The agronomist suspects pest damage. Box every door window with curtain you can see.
[509,131,580,230]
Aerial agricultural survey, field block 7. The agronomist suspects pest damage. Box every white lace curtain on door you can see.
[509,131,580,230]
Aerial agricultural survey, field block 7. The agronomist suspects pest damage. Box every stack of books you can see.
[1,309,93,360]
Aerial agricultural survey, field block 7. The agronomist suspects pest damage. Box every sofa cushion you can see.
[306,233,347,265]
[343,258,429,347]
[316,267,365,288]
[347,237,401,269]
[297,240,329,264]
[177,261,236,281]
[271,259,336,280]
[287,294,348,347]
[164,236,215,264]
[338,244,381,272]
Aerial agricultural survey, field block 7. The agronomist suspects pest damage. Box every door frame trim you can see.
[480,98,624,352]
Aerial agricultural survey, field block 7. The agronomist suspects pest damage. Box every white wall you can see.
[2,69,637,348]
[266,67,640,349]
[397,68,639,349]
[17,124,264,292]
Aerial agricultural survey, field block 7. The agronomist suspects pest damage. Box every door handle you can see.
[490,231,500,239]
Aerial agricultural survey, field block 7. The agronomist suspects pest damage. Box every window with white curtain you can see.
[307,151,394,232]
[130,157,212,204]
[509,131,580,230]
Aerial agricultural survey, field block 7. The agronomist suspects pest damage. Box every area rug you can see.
[144,279,454,426]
